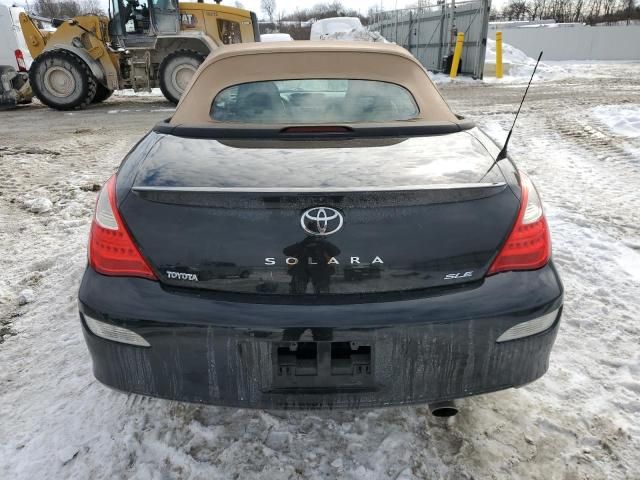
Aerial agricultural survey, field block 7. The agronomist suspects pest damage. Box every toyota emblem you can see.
[300,207,344,236]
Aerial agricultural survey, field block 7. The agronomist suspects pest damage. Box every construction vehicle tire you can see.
[29,49,97,110]
[92,83,114,103]
[159,49,205,104]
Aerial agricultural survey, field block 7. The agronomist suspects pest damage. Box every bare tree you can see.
[33,0,64,18]
[574,0,585,20]
[497,0,635,22]
[261,0,276,22]
[80,0,105,15]
[603,0,618,17]
[327,1,344,15]
[623,0,635,22]
[293,6,305,24]
[528,0,548,19]
[503,0,529,19]
[34,0,78,17]
[584,0,604,23]
[32,0,104,18]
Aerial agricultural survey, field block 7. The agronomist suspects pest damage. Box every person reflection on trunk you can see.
[283,237,341,294]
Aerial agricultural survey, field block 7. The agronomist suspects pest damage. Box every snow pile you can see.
[485,38,561,80]
[592,104,640,138]
[485,40,638,83]
[486,37,535,66]
[22,197,53,214]
[428,71,477,84]
[431,38,565,84]
[615,243,640,282]
[17,289,35,306]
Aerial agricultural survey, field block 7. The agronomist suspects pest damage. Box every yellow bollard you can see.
[496,31,503,79]
[449,32,465,79]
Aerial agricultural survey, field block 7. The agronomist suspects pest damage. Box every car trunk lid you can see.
[119,131,519,296]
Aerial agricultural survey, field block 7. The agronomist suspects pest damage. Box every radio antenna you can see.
[497,51,543,160]
[481,51,543,180]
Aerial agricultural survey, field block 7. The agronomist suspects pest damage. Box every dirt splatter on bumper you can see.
[79,264,563,409]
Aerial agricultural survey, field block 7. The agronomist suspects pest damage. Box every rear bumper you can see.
[78,263,563,409]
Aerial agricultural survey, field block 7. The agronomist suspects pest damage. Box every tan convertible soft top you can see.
[171,41,459,125]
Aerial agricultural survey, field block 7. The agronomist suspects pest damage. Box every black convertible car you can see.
[79,42,563,414]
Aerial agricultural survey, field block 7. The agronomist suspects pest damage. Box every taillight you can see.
[88,175,157,280]
[487,173,551,275]
[15,50,27,72]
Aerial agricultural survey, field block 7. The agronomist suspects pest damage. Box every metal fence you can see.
[369,0,490,79]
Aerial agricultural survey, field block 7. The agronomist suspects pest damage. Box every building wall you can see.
[488,24,640,61]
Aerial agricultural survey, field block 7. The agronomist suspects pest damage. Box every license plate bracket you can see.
[272,341,374,391]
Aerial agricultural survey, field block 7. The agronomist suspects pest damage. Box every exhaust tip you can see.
[429,400,458,417]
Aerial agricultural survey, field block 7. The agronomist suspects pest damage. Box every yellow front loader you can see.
[19,1,260,109]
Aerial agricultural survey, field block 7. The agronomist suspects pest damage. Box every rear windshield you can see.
[210,79,419,124]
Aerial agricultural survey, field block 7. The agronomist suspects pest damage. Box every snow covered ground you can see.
[592,104,640,139]
[1,64,640,479]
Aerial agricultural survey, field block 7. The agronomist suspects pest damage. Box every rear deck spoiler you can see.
[152,118,476,140]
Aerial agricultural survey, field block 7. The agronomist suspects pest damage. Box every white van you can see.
[0,5,33,71]
[309,17,364,40]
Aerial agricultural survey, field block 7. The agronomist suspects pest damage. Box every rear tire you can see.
[92,83,114,103]
[29,49,97,110]
[159,49,205,104]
